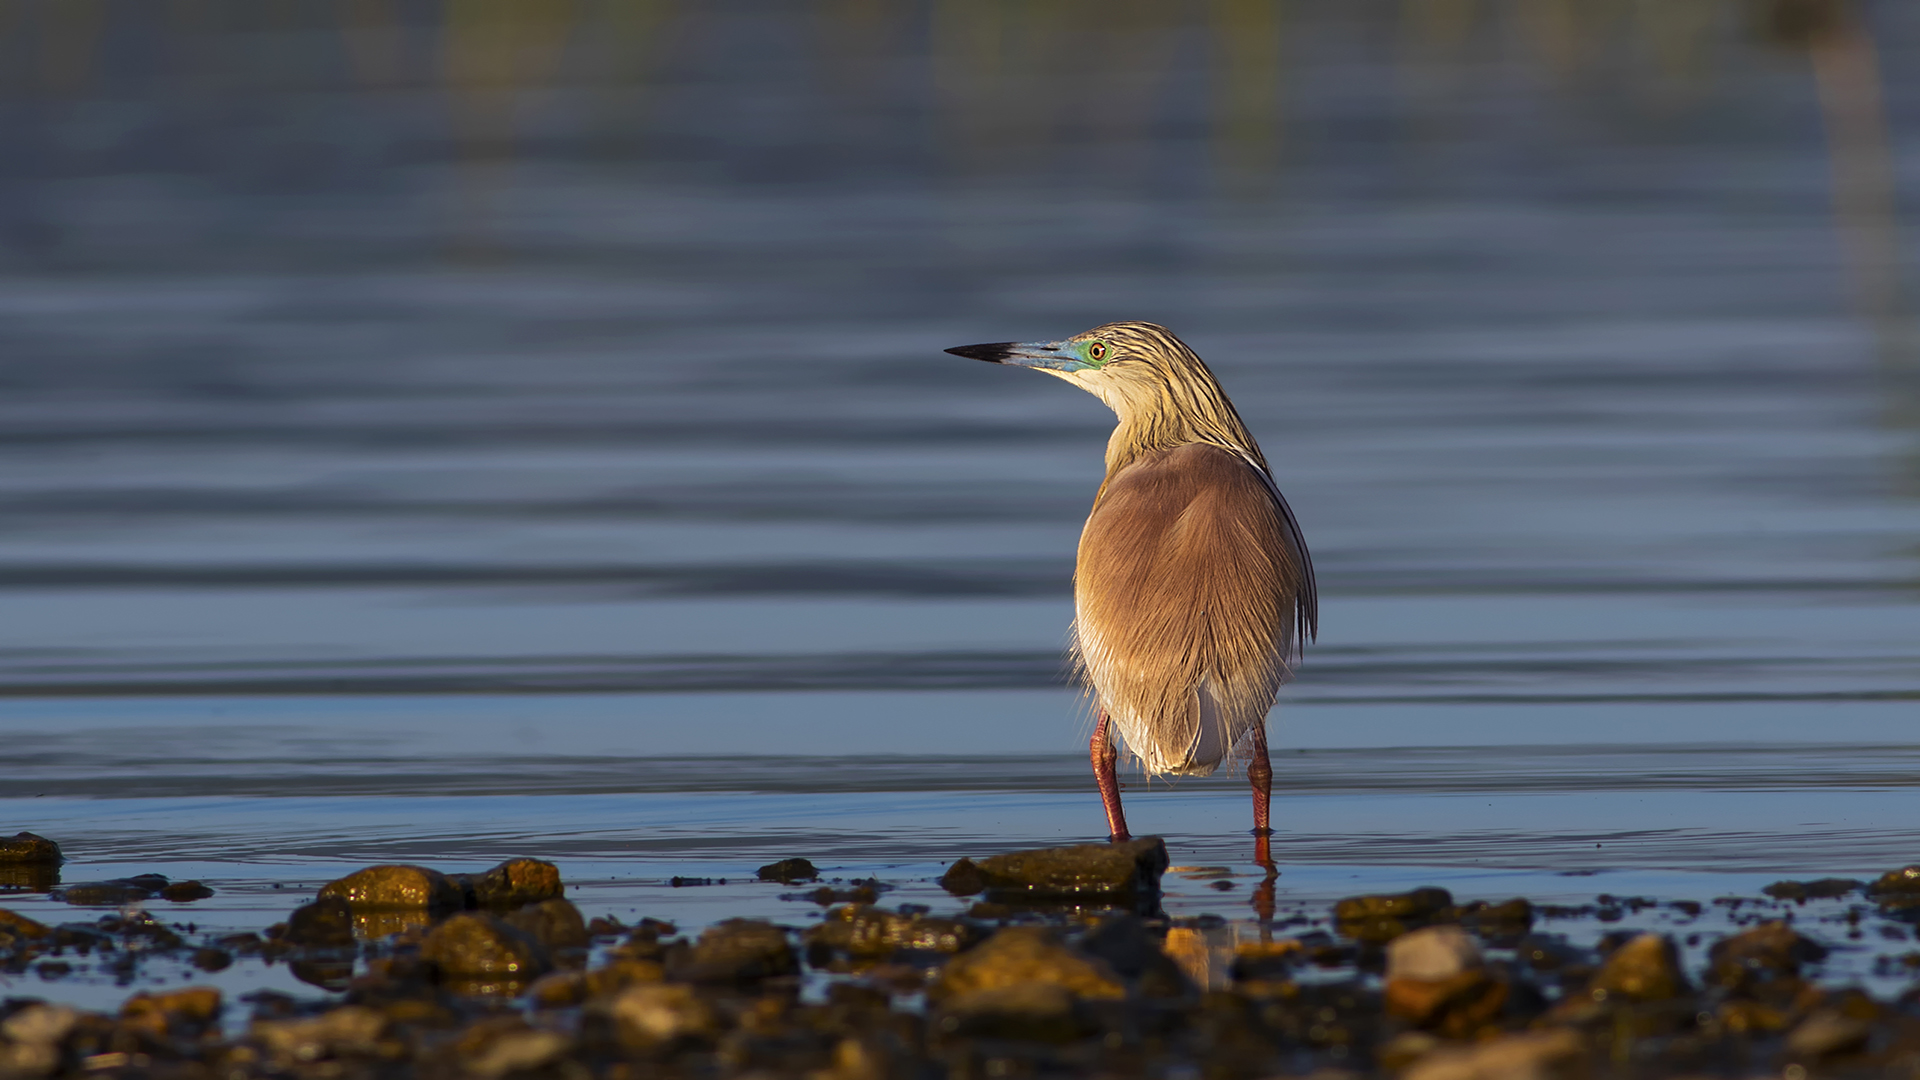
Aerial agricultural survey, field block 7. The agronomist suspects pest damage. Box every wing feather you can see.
[1072,442,1311,775]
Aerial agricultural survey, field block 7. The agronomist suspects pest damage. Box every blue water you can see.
[3,0,1920,1014]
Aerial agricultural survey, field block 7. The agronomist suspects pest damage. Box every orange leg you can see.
[1090,710,1130,842]
[1249,721,1274,866]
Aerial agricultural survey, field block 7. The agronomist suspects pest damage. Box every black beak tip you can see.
[945,342,1015,364]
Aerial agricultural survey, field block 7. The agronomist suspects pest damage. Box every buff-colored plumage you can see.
[1061,323,1315,775]
[948,321,1316,777]
[947,321,1315,846]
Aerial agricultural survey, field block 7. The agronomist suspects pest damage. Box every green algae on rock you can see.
[938,837,1168,906]
[319,864,465,911]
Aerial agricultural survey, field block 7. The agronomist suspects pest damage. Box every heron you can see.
[947,322,1316,862]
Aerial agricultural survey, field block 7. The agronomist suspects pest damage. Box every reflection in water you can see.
[1767,0,1913,361]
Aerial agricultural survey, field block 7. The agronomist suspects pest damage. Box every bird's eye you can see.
[1086,341,1108,363]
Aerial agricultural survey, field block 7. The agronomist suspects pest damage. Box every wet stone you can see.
[1786,1006,1874,1059]
[1707,920,1829,988]
[1334,886,1454,943]
[159,880,214,902]
[1077,913,1193,998]
[604,983,720,1048]
[320,864,465,910]
[938,837,1168,906]
[1870,864,1920,896]
[1457,897,1533,943]
[1403,1027,1584,1080]
[757,857,819,884]
[935,982,1093,1043]
[504,897,590,953]
[470,857,564,908]
[191,947,232,973]
[803,903,978,958]
[1387,925,1483,982]
[931,926,1125,1002]
[282,898,356,949]
[1764,878,1861,902]
[53,880,158,906]
[120,986,222,1039]
[671,918,798,984]
[0,908,50,940]
[421,912,553,984]
[1589,932,1687,1002]
[0,833,61,865]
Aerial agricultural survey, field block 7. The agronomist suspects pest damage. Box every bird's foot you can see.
[1107,831,1132,844]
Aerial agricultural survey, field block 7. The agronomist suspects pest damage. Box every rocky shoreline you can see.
[5,831,1920,1078]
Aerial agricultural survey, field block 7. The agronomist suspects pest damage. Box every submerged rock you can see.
[251,1006,391,1064]
[470,858,564,907]
[282,898,357,949]
[1589,933,1687,1002]
[757,857,819,884]
[670,918,798,983]
[320,864,465,910]
[930,926,1125,1002]
[938,837,1168,906]
[53,878,164,906]
[804,903,977,958]
[0,832,62,864]
[1334,886,1454,943]
[1764,878,1860,902]
[159,880,215,902]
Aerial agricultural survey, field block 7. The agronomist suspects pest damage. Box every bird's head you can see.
[945,321,1210,419]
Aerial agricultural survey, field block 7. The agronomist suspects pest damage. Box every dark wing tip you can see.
[945,342,1015,363]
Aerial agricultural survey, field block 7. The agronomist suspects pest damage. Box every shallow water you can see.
[3,0,1920,1014]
